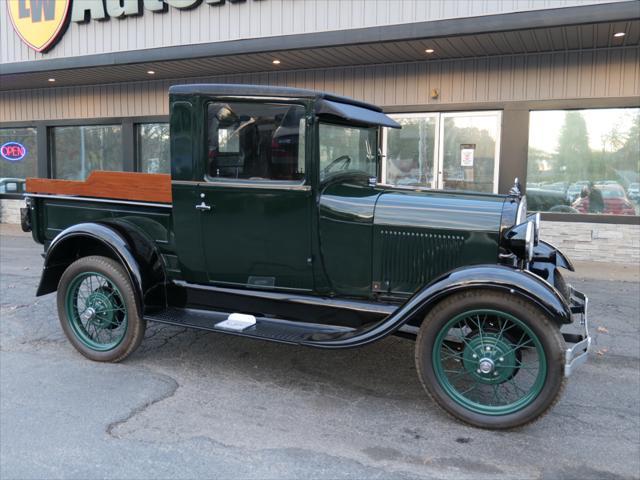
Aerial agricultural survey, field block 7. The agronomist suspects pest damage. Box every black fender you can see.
[304,264,572,349]
[532,240,574,271]
[528,240,575,293]
[36,221,167,315]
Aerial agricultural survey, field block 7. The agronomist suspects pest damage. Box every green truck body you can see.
[23,84,591,429]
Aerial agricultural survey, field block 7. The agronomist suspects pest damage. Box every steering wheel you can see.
[323,155,351,176]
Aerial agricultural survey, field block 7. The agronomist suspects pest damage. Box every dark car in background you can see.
[526,186,577,213]
[0,178,26,195]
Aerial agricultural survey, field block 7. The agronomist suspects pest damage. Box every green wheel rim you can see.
[432,309,547,416]
[65,271,128,351]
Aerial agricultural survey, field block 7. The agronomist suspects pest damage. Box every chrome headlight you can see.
[527,212,540,246]
[515,196,528,225]
[505,220,535,262]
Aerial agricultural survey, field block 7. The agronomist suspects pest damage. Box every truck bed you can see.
[25,171,175,263]
[26,171,172,204]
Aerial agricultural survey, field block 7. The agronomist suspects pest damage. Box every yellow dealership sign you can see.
[7,0,71,52]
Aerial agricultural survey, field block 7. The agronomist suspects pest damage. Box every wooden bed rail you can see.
[26,171,172,204]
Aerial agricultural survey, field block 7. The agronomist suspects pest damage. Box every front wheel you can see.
[57,255,146,362]
[415,290,566,429]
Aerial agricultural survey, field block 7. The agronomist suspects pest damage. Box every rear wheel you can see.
[415,290,566,429]
[57,255,145,362]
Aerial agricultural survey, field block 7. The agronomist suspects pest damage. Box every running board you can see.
[145,307,357,345]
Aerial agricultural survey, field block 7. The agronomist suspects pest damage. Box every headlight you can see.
[527,212,540,245]
[505,220,535,262]
[515,196,528,225]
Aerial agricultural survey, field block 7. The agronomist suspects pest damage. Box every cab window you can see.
[206,102,306,182]
[318,123,377,182]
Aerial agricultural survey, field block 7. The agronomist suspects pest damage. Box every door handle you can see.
[195,201,212,211]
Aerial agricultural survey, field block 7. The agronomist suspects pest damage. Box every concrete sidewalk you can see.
[4,223,637,283]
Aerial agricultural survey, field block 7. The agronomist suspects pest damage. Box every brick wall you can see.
[0,199,22,225]
[541,221,640,265]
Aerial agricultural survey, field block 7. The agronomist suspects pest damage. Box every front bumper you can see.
[562,286,591,377]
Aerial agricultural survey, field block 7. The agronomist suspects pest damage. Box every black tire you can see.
[415,290,566,429]
[56,255,146,362]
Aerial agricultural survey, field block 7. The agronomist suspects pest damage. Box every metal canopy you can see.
[0,3,638,92]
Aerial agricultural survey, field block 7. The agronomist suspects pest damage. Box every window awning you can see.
[315,100,401,129]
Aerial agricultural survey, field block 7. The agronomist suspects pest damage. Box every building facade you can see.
[1,0,639,263]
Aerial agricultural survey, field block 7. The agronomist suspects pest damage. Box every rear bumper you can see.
[562,286,591,377]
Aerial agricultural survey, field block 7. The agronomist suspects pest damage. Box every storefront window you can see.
[383,111,501,193]
[137,123,170,174]
[0,128,37,194]
[52,125,123,180]
[527,108,640,216]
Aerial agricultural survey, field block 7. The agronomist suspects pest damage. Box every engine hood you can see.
[374,188,506,232]
[371,188,508,296]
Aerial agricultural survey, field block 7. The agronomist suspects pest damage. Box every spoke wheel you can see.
[65,272,128,351]
[434,309,546,416]
[415,290,566,429]
[57,255,146,362]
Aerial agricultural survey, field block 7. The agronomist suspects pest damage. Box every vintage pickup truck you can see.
[22,84,590,429]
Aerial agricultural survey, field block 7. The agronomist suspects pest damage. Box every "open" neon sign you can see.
[1,142,28,162]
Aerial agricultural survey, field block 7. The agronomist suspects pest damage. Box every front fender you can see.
[533,240,574,271]
[304,264,571,348]
[37,222,166,314]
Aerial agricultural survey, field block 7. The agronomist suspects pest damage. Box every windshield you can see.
[318,123,377,182]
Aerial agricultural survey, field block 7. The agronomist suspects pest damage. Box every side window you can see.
[206,102,306,182]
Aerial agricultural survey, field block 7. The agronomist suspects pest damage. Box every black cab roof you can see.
[169,83,400,128]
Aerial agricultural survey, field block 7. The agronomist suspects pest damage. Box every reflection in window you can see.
[383,111,501,193]
[319,123,377,181]
[441,113,500,193]
[52,125,123,180]
[137,123,170,174]
[527,108,640,216]
[385,116,436,187]
[0,128,37,194]
[206,102,305,182]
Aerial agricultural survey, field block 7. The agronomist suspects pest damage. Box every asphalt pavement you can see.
[1,226,639,480]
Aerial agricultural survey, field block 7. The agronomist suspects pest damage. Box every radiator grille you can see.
[379,229,465,293]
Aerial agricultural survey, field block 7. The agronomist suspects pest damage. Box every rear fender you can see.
[37,222,166,314]
[305,265,571,348]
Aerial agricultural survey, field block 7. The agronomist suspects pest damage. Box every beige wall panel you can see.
[1,0,627,65]
[1,47,638,123]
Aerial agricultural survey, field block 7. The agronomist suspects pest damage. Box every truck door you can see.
[316,122,381,299]
[197,101,314,291]
[171,100,209,284]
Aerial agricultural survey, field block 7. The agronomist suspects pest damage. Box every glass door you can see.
[382,111,502,194]
[438,111,501,193]
[382,113,439,188]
